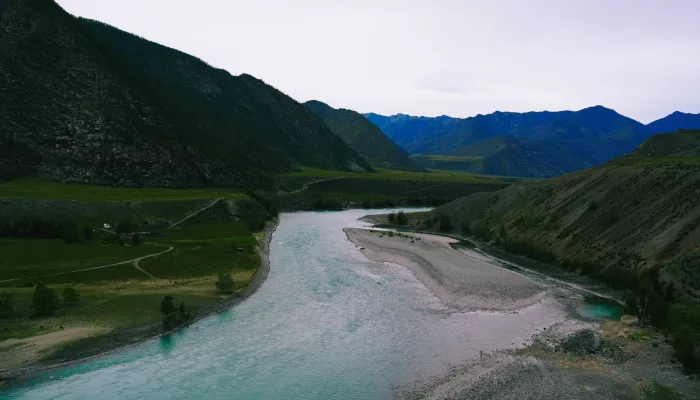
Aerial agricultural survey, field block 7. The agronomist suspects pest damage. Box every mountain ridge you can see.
[0,0,371,187]
[365,106,700,177]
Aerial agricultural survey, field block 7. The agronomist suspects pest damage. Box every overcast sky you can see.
[57,0,700,123]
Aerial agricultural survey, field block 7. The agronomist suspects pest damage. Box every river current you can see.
[4,209,612,399]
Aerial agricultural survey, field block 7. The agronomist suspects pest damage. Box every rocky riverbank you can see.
[344,228,545,312]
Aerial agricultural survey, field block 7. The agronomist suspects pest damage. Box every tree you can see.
[498,225,508,241]
[215,273,234,294]
[623,291,638,316]
[460,221,471,235]
[33,282,59,316]
[160,295,176,316]
[131,233,142,245]
[0,293,15,318]
[178,301,186,316]
[674,329,699,372]
[177,301,191,320]
[63,287,80,304]
[83,226,94,242]
[116,219,132,235]
[396,211,408,225]
[387,213,396,224]
[439,215,453,232]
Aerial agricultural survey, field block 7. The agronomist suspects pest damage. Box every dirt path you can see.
[288,177,343,194]
[167,198,222,229]
[0,247,174,284]
[133,258,157,279]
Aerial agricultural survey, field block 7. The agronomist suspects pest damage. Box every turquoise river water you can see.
[2,209,622,399]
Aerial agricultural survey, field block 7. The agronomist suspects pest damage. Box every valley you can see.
[2,0,700,398]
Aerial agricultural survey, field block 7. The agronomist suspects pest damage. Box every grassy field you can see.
[275,167,514,210]
[612,156,700,166]
[0,179,270,374]
[0,179,247,201]
[412,155,482,162]
[281,167,511,184]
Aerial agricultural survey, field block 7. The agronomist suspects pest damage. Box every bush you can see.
[131,233,143,245]
[587,200,599,211]
[116,219,132,235]
[460,221,471,234]
[673,329,700,372]
[215,273,234,294]
[63,287,80,304]
[0,293,15,318]
[83,226,94,241]
[396,211,408,225]
[387,213,396,224]
[624,291,638,316]
[33,282,59,316]
[439,215,453,232]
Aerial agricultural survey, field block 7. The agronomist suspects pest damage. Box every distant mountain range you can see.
[303,101,422,171]
[366,108,700,177]
[0,0,371,187]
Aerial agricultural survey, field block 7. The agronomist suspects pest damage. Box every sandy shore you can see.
[345,228,545,312]
[1,219,279,383]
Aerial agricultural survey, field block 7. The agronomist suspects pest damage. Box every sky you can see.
[56,0,700,123]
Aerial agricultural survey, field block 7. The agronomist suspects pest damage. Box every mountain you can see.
[412,136,594,178]
[647,111,700,135]
[366,106,652,177]
[418,130,700,298]
[0,0,371,187]
[303,101,422,171]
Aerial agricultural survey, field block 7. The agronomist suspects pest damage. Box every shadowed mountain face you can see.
[304,101,422,171]
[411,136,595,178]
[422,130,700,298]
[0,0,371,186]
[366,107,699,178]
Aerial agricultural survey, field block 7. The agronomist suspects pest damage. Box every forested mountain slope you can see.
[0,0,370,187]
[304,101,421,171]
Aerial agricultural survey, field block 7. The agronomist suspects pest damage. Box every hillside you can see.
[366,107,653,178]
[303,101,421,171]
[420,130,700,300]
[0,0,370,187]
[647,112,700,135]
[412,136,594,177]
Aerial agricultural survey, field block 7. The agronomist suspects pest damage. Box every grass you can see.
[281,167,512,184]
[613,156,700,166]
[0,179,247,201]
[0,238,158,284]
[0,215,267,369]
[412,154,482,162]
[642,382,686,400]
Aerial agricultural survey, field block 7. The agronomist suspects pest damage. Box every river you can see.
[2,209,620,399]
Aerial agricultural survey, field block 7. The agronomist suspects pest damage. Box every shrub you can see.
[131,233,143,245]
[396,211,408,225]
[439,215,453,232]
[32,282,59,316]
[0,293,15,318]
[587,200,599,211]
[62,287,80,304]
[215,273,234,294]
[83,226,94,241]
